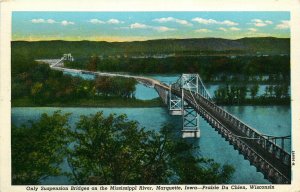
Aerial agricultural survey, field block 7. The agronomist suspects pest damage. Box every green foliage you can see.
[12,111,235,185]
[214,84,248,104]
[12,62,137,105]
[95,76,136,98]
[11,48,37,76]
[67,113,235,185]
[12,64,93,104]
[250,84,259,99]
[264,84,290,100]
[214,84,290,105]
[86,55,99,71]
[11,111,71,184]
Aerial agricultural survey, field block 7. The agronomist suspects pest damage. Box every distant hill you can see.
[12,37,290,59]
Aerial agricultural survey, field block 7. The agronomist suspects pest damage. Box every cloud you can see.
[218,27,241,32]
[130,23,149,29]
[130,22,175,32]
[31,18,45,23]
[89,19,105,24]
[195,28,211,33]
[46,19,56,24]
[251,19,273,27]
[89,18,124,24]
[275,20,290,29]
[255,23,267,27]
[153,17,192,26]
[222,20,238,26]
[192,17,218,24]
[248,28,258,32]
[229,27,241,31]
[218,27,227,32]
[265,20,273,24]
[107,19,124,24]
[61,20,75,26]
[192,17,238,26]
[31,18,56,24]
[252,19,263,23]
[153,26,176,32]
[31,18,74,26]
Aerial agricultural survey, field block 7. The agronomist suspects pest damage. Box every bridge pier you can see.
[182,129,200,138]
[182,101,200,138]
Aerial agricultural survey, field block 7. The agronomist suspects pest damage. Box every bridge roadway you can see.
[51,66,166,89]
[49,64,291,184]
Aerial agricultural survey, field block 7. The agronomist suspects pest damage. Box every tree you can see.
[264,86,269,97]
[86,55,99,71]
[264,85,274,97]
[31,82,44,103]
[269,86,274,97]
[67,112,168,184]
[281,84,290,98]
[274,85,283,99]
[237,85,247,103]
[67,112,235,185]
[250,84,259,99]
[12,111,71,184]
[214,86,228,104]
[95,76,112,96]
[95,76,136,98]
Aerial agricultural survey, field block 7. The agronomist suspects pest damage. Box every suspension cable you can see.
[185,85,252,139]
[261,134,291,139]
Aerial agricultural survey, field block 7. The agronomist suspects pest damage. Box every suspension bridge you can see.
[37,54,291,184]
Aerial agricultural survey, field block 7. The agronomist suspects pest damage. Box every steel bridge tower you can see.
[169,74,212,138]
[62,53,74,61]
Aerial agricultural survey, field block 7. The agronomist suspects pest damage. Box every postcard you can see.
[1,0,299,191]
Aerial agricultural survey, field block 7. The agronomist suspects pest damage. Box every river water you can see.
[11,73,291,184]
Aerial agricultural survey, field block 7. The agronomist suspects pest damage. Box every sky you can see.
[12,11,290,42]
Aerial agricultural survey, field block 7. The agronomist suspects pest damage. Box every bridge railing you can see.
[195,92,291,166]
[171,87,291,166]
